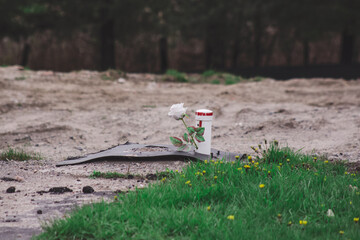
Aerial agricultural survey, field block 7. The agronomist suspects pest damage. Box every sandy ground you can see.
[0,66,360,239]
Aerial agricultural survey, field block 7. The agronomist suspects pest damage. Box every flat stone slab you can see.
[56,143,242,166]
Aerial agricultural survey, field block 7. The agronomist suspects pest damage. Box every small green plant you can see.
[90,171,128,179]
[0,148,42,161]
[252,76,264,82]
[165,69,188,82]
[202,70,217,78]
[15,76,26,81]
[211,79,220,84]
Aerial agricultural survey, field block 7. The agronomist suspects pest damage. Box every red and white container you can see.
[195,109,213,155]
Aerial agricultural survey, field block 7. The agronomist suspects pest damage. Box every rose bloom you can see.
[168,103,187,120]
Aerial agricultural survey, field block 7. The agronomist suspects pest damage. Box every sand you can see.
[0,66,359,239]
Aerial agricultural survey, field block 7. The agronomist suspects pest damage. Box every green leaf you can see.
[183,133,189,142]
[195,134,205,142]
[170,137,183,147]
[195,127,205,135]
[177,144,187,151]
[187,126,196,135]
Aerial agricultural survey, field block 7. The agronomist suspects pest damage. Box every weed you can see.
[202,70,217,78]
[165,69,188,82]
[211,79,220,84]
[0,148,42,161]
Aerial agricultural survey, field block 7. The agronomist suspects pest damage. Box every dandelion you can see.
[268,171,271,174]
[175,170,179,173]
[214,176,218,180]
[299,220,307,225]
[339,230,344,235]
[204,160,208,164]
[231,161,235,164]
[203,170,206,174]
[185,180,191,185]
[277,214,282,219]
[313,157,317,161]
[220,161,223,164]
[248,156,252,161]
[114,196,118,201]
[286,158,290,162]
[227,215,235,220]
[324,160,329,163]
[287,221,292,226]
[279,163,283,166]
[237,167,242,171]
[235,155,240,160]
[244,165,250,169]
[354,217,359,223]
[350,201,352,205]
[345,172,349,175]
[259,184,265,188]
[161,177,166,182]
[207,206,211,211]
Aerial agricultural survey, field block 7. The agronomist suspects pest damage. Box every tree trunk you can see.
[20,42,31,67]
[303,40,309,66]
[100,19,115,70]
[159,36,168,73]
[340,29,355,65]
[253,14,262,67]
[205,40,212,69]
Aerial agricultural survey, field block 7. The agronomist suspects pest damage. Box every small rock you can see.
[37,210,42,214]
[6,187,16,193]
[82,186,94,194]
[118,78,126,83]
[127,174,134,179]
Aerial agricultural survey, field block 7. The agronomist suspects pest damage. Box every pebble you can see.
[6,186,16,193]
[37,210,42,214]
[82,186,94,194]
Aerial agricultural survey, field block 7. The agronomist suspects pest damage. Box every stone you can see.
[82,186,94,194]
[6,186,16,193]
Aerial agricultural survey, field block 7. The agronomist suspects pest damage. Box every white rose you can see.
[168,103,187,120]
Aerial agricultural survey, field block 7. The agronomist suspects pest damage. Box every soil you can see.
[0,66,360,239]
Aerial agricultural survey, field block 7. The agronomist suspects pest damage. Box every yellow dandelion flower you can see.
[237,167,242,171]
[248,156,252,161]
[286,159,290,162]
[313,157,317,161]
[255,148,259,151]
[204,160,208,164]
[279,163,283,166]
[324,160,329,163]
[175,170,178,173]
[277,166,281,170]
[354,217,359,223]
[244,165,250,169]
[357,192,360,195]
[207,206,211,211]
[189,184,192,187]
[299,220,303,225]
[345,172,349,175]
[259,184,265,188]
[231,161,235,164]
[185,180,191,185]
[161,177,166,182]
[350,201,352,205]
[214,176,218,180]
[303,220,307,225]
[227,215,235,220]
[277,214,282,218]
[268,171,271,174]
[114,196,118,200]
[287,221,292,226]
[211,160,215,163]
[235,155,240,159]
[203,170,206,174]
[220,161,223,164]
[339,230,344,235]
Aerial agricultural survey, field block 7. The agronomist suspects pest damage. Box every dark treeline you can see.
[1,0,360,75]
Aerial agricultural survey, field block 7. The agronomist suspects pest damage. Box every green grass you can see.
[0,148,42,161]
[35,143,360,239]
[165,69,188,82]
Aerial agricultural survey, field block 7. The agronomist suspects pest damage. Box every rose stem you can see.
[181,118,198,149]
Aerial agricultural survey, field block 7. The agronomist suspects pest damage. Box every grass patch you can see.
[89,170,172,181]
[165,69,188,82]
[0,148,42,161]
[35,142,360,239]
